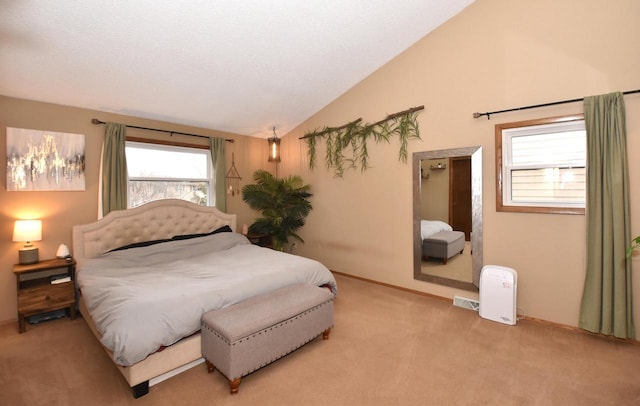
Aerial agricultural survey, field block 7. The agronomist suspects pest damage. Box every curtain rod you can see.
[91,119,234,143]
[473,89,640,120]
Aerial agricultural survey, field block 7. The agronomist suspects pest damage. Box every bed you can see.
[420,220,452,241]
[72,199,337,398]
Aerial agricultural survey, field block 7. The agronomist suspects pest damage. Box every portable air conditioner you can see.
[479,265,517,325]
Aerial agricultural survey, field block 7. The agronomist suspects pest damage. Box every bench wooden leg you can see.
[322,328,331,340]
[205,359,215,373]
[229,377,241,394]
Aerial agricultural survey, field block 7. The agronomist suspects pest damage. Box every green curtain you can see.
[101,122,128,217]
[209,137,226,212]
[579,92,634,339]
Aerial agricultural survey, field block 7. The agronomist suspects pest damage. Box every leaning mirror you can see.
[413,146,482,292]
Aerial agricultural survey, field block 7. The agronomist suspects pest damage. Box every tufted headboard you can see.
[72,199,237,267]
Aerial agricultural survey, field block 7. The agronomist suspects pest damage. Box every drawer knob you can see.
[45,295,51,300]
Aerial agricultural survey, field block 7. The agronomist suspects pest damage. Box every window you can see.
[125,141,213,208]
[495,115,585,214]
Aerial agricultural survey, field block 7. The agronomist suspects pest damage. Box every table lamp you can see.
[13,220,42,264]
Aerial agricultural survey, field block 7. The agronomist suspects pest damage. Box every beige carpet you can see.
[1,273,640,405]
[422,241,472,283]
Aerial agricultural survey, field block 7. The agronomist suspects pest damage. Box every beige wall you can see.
[421,159,449,222]
[282,0,640,328]
[0,96,273,322]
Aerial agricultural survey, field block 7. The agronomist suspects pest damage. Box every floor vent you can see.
[453,296,479,311]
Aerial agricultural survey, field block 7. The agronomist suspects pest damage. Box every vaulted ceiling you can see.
[1,1,475,138]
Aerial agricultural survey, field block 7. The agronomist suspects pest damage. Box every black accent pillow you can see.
[171,225,232,241]
[107,238,172,253]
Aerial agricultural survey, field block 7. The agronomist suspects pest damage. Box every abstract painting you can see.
[6,127,86,191]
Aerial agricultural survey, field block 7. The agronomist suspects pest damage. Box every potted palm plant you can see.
[241,170,312,251]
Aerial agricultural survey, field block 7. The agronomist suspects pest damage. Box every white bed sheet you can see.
[77,232,337,367]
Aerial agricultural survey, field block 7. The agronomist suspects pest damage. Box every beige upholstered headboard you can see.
[72,199,237,266]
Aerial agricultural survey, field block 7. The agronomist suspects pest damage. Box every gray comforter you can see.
[77,232,337,366]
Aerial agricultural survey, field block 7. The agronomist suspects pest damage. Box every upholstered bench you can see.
[201,283,334,394]
[422,230,465,264]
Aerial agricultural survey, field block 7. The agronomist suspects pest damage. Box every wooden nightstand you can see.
[13,258,77,333]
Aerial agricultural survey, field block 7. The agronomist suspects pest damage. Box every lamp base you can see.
[19,247,39,265]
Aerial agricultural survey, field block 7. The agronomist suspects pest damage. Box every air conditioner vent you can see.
[453,296,479,311]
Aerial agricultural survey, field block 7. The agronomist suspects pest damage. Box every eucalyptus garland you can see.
[303,106,423,177]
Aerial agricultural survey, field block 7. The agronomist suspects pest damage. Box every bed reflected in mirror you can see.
[412,146,482,292]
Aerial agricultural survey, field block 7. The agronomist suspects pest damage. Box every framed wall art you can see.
[6,127,86,191]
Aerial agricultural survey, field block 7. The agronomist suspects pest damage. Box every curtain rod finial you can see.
[472,112,491,120]
[91,118,103,125]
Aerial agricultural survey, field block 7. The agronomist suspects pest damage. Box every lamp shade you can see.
[13,220,42,243]
[13,220,42,264]
[267,127,281,163]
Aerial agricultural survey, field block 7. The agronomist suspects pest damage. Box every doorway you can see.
[449,156,472,240]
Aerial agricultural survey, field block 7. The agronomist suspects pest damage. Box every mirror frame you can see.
[412,146,483,292]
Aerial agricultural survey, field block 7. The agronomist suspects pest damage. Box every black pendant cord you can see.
[473,89,640,120]
[91,119,234,143]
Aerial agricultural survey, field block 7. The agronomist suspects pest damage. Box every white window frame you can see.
[495,114,585,215]
[125,140,214,208]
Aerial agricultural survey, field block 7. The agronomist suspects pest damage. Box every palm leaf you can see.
[242,170,313,251]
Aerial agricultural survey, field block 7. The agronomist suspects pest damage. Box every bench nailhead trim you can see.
[201,299,332,346]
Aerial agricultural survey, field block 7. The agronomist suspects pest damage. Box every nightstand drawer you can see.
[17,283,75,315]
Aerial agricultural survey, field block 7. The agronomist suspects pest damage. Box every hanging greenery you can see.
[302,106,424,177]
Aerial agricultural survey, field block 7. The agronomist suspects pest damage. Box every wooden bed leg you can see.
[205,359,215,373]
[229,377,241,394]
[442,258,448,265]
[18,314,26,334]
[322,328,331,340]
[132,381,149,398]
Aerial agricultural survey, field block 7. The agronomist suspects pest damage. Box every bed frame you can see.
[72,199,237,398]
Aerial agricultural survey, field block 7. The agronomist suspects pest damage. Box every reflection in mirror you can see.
[413,146,482,292]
